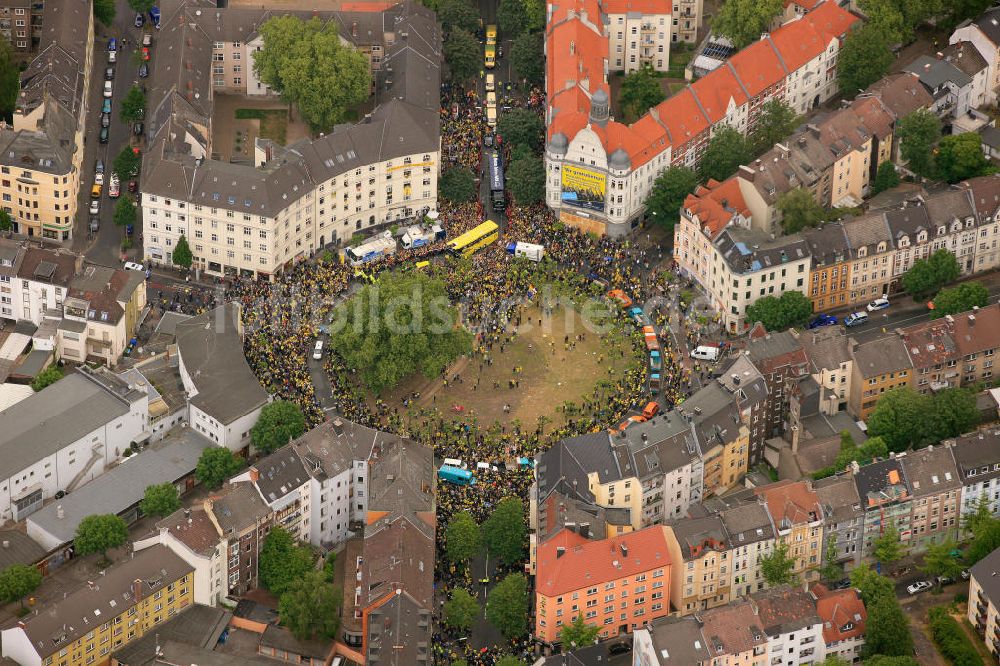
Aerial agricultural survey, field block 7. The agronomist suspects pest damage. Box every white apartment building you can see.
[755,587,826,666]
[969,545,1000,660]
[543,1,856,236]
[142,1,440,280]
[231,447,312,541]
[0,366,148,523]
[720,503,776,599]
[949,6,1000,107]
[605,7,673,73]
[950,430,1000,534]
[175,304,269,452]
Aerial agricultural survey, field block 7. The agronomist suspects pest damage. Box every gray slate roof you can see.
[175,303,269,424]
[903,55,973,90]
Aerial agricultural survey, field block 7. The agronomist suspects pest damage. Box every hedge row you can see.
[927,606,981,666]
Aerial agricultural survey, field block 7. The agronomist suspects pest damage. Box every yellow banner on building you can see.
[560,165,606,212]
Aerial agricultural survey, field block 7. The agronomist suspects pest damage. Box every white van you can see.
[690,345,720,361]
[312,339,324,359]
[476,461,499,473]
[443,457,467,470]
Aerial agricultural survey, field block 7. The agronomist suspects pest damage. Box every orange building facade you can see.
[534,526,672,646]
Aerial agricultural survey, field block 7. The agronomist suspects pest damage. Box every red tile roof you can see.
[690,65,749,124]
[769,13,830,73]
[603,0,671,14]
[727,38,787,99]
[683,177,750,238]
[536,526,672,597]
[812,585,867,645]
[754,480,822,526]
[654,87,711,149]
[801,0,859,43]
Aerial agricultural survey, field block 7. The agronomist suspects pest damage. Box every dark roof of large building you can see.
[853,457,910,508]
[645,616,712,665]
[175,303,269,424]
[111,604,232,666]
[948,429,1000,485]
[251,447,311,505]
[364,589,432,666]
[293,417,381,482]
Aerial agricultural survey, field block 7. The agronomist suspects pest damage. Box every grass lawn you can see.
[667,82,686,95]
[380,303,633,430]
[235,108,289,144]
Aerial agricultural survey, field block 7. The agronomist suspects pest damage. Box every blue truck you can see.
[649,349,662,372]
[628,306,651,326]
[149,5,160,27]
[438,464,475,486]
[649,372,661,395]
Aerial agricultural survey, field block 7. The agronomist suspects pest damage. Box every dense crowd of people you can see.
[211,81,703,666]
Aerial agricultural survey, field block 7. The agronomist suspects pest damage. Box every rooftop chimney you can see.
[132,579,143,604]
[556,546,566,558]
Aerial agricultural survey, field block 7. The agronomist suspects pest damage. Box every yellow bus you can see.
[448,220,500,257]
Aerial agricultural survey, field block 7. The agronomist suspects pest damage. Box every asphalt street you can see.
[72,0,151,268]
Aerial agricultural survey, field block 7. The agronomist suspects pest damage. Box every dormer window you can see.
[858,247,867,258]
[877,242,886,253]
[900,237,909,247]
[938,226,946,236]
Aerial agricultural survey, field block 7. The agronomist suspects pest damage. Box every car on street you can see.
[907,581,932,595]
[108,178,120,199]
[125,224,134,235]
[844,312,869,327]
[99,127,109,143]
[808,314,837,329]
[95,159,104,174]
[123,261,144,272]
[142,32,152,47]
[89,200,100,215]
[90,184,101,198]
[133,122,144,136]
[89,217,99,233]
[867,296,890,312]
[141,47,150,61]
[108,37,117,51]
[100,113,110,128]
[104,67,114,81]
[483,133,493,147]
[134,12,144,27]
[103,81,113,98]
[312,339,323,360]
[102,98,112,114]
[95,172,104,186]
[108,50,116,63]
[139,63,148,78]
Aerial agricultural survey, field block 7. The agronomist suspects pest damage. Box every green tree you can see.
[194,447,245,489]
[128,0,154,14]
[251,400,306,454]
[437,0,480,32]
[114,197,136,229]
[497,0,528,37]
[443,588,480,631]
[485,573,529,639]
[445,511,481,565]
[963,493,995,537]
[643,166,699,233]
[858,0,906,43]
[74,514,129,563]
[120,85,146,124]
[752,99,800,153]
[776,187,825,233]
[260,527,315,595]
[864,657,920,666]
[818,534,843,582]
[31,365,63,392]
[927,606,981,666]
[920,538,964,583]
[113,146,141,179]
[619,66,665,122]
[872,522,905,567]
[94,0,116,26]
[967,519,1000,565]
[439,167,477,203]
[901,249,960,300]
[511,32,544,85]
[935,132,994,182]
[897,109,941,178]
[863,596,914,658]
[928,387,980,442]
[945,0,993,29]
[0,564,42,610]
[849,564,895,605]
[872,161,900,194]
[699,126,751,182]
[744,291,814,331]
[278,570,341,641]
[253,16,370,131]
[760,540,796,586]
[930,282,989,319]
[819,658,851,666]
[172,235,193,269]
[507,155,545,205]
[496,109,544,154]
[0,39,19,119]
[444,28,481,82]
[139,483,180,517]
[0,209,12,231]
[559,614,600,648]
[481,497,527,566]
[838,25,894,96]
[330,272,472,393]
[711,0,783,48]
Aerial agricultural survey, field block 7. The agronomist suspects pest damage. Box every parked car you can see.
[102,98,112,114]
[142,32,152,47]
[100,113,110,128]
[844,312,869,327]
[134,12,144,27]
[312,339,324,360]
[139,63,148,78]
[133,122,144,136]
[104,67,114,81]
[123,261,145,272]
[907,581,932,595]
[99,127,109,143]
[125,224,134,235]
[89,217,99,233]
[867,296,890,312]
[108,178,120,199]
[90,184,101,198]
[141,47,150,61]
[108,50,117,63]
[95,158,105,174]
[103,81,113,98]
[89,200,100,215]
[94,172,104,186]
[808,314,838,329]
[108,37,117,51]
